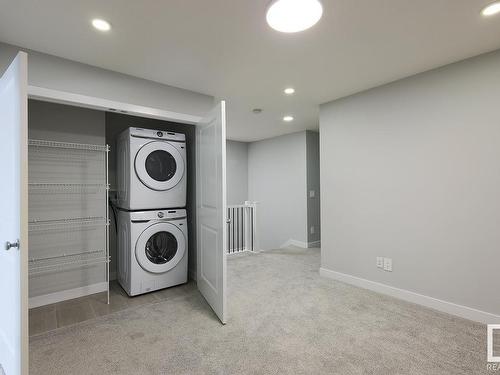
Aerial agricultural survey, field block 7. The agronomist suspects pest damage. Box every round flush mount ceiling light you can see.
[266,0,323,33]
[92,18,111,32]
[283,115,294,122]
[284,87,295,95]
[482,1,500,16]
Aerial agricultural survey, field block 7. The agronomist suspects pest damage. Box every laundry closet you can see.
[27,99,199,312]
[1,51,227,374]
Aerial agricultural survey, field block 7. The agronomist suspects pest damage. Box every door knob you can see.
[5,239,20,250]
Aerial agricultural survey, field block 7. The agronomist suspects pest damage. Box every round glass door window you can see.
[145,150,177,182]
[145,231,178,264]
[135,222,186,274]
[135,141,185,191]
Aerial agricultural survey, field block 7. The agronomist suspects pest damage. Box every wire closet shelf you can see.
[28,250,110,276]
[28,183,109,193]
[28,138,109,152]
[28,138,110,304]
[28,216,109,231]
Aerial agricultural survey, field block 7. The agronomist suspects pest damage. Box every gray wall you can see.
[0,42,213,117]
[105,113,198,280]
[28,100,106,298]
[226,141,248,205]
[248,131,308,250]
[319,49,500,316]
[306,131,320,245]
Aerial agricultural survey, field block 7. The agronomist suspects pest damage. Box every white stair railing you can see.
[226,201,258,254]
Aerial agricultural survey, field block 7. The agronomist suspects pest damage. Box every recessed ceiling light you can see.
[284,87,295,95]
[92,18,111,32]
[482,1,500,16]
[266,0,323,33]
[283,115,294,122]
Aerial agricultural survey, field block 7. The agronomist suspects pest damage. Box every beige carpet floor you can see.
[30,248,486,374]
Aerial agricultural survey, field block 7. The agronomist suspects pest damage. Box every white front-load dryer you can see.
[116,208,188,296]
[116,127,187,210]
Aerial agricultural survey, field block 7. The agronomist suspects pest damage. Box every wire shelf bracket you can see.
[29,139,109,152]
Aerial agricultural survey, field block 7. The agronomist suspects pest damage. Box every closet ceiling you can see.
[1,0,500,141]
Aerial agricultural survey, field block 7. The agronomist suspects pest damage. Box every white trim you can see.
[227,249,257,256]
[308,240,321,248]
[280,239,308,249]
[28,282,107,309]
[281,239,320,249]
[27,85,202,125]
[188,267,197,282]
[319,267,500,324]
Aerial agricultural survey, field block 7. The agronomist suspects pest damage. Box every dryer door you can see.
[135,222,186,274]
[135,141,185,191]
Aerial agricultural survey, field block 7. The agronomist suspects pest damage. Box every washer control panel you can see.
[130,209,187,221]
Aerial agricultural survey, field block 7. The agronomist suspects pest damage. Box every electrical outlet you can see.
[310,226,315,234]
[383,258,393,272]
[309,190,315,198]
[376,257,384,268]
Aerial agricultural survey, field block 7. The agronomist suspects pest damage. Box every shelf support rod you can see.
[106,144,110,305]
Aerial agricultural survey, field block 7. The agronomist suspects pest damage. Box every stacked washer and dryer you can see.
[115,127,188,296]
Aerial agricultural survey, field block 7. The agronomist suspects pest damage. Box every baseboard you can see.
[308,240,321,248]
[29,282,108,309]
[227,249,259,256]
[188,268,197,282]
[281,239,321,249]
[280,239,309,249]
[319,268,500,324]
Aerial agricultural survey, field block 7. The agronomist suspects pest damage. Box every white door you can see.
[196,101,227,324]
[0,52,29,375]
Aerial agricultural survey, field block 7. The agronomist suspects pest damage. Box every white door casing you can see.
[196,101,227,324]
[0,52,29,375]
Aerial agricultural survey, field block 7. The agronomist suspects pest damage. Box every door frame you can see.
[24,83,207,357]
[28,85,203,125]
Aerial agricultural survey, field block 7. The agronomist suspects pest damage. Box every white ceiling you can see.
[1,0,500,141]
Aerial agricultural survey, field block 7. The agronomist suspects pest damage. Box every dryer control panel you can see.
[129,127,186,142]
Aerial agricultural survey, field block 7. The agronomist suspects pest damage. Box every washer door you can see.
[135,222,186,274]
[135,141,185,191]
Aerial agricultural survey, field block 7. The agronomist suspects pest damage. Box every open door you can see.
[0,52,29,375]
[196,101,227,324]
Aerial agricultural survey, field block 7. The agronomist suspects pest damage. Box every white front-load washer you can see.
[116,127,187,210]
[116,208,188,296]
